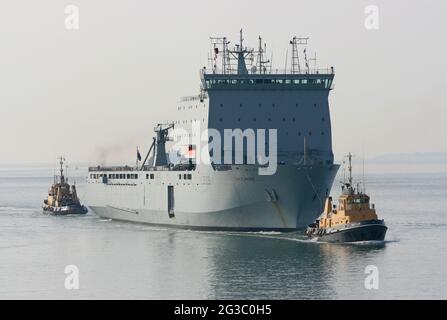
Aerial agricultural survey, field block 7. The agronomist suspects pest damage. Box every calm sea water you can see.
[0,164,446,299]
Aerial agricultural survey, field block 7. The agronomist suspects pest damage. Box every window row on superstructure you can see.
[90,173,139,179]
[89,173,193,181]
[203,77,332,89]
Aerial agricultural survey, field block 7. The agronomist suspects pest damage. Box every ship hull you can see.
[86,164,339,231]
[306,220,387,242]
[43,204,88,216]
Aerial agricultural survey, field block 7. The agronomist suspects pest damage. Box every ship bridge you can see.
[201,68,334,91]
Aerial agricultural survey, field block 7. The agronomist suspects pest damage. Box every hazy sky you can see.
[1,0,446,164]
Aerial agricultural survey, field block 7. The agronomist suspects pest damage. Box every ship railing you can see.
[180,93,207,102]
[89,164,197,172]
[201,67,334,76]
[88,166,137,172]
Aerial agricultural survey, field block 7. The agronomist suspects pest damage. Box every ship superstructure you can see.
[85,31,339,231]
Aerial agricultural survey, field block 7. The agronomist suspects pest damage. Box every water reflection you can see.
[198,232,387,299]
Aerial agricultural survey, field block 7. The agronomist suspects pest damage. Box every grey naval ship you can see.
[86,31,339,231]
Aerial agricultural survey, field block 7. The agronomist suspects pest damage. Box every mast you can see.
[346,152,353,186]
[228,29,251,75]
[59,156,65,183]
[258,36,263,73]
[256,36,270,74]
[290,36,309,74]
[210,36,231,74]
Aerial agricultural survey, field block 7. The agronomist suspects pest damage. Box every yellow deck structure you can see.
[317,153,378,229]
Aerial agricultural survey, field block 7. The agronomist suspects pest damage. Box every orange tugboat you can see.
[42,157,87,215]
[306,153,387,243]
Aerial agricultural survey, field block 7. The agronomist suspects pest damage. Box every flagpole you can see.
[136,146,139,170]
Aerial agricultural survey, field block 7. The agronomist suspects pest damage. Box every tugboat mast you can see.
[59,156,65,183]
[346,152,353,186]
[342,152,355,195]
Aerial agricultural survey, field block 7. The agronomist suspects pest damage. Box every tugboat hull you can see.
[42,205,88,216]
[307,220,387,243]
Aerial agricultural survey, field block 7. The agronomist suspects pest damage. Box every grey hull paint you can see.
[86,164,339,231]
